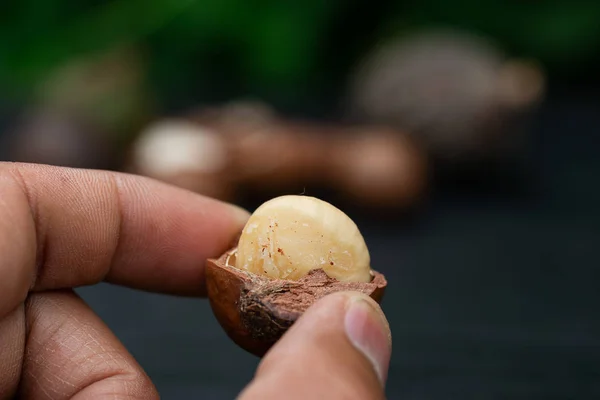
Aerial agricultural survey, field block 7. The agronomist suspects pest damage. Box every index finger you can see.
[0,162,249,316]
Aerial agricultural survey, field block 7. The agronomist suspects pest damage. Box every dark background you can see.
[2,1,600,398]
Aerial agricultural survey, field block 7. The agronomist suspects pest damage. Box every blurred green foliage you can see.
[1,0,341,104]
[393,1,600,69]
[2,0,600,107]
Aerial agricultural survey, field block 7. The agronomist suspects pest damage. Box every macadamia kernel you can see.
[235,195,371,282]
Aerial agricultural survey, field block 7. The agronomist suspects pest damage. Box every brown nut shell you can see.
[206,248,387,357]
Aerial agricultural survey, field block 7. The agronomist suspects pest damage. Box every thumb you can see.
[239,292,392,400]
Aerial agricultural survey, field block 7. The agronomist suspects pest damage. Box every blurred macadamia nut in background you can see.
[228,123,333,192]
[188,100,278,137]
[328,129,428,208]
[130,119,234,200]
[130,99,429,211]
[348,29,545,164]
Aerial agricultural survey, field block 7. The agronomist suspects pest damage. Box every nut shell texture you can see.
[206,249,387,357]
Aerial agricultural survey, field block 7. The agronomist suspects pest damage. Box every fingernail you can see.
[344,295,392,386]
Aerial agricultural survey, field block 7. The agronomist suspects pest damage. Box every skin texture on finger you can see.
[0,172,37,318]
[18,290,158,400]
[238,292,392,400]
[0,306,25,398]
[0,162,249,318]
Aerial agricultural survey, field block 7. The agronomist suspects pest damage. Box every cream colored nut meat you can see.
[235,195,372,282]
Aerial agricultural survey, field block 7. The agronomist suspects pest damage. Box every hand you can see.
[0,162,391,399]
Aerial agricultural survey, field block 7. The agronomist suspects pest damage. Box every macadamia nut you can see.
[235,195,371,283]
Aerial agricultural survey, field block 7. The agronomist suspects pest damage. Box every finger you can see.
[0,306,25,398]
[18,290,158,400]
[239,292,392,400]
[0,162,249,317]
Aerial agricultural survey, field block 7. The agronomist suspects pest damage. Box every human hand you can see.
[0,162,391,399]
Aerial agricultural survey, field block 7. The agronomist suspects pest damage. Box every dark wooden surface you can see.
[3,90,599,399]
